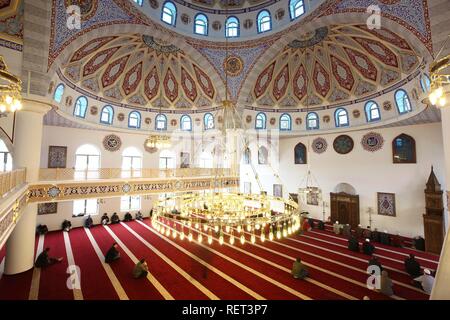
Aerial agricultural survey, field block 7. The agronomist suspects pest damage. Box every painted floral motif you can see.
[312,137,327,154]
[272,64,289,101]
[361,132,384,152]
[103,134,122,152]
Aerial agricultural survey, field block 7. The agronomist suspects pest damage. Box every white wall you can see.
[241,122,446,238]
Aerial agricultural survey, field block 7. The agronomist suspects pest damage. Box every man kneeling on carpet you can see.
[133,258,149,279]
[362,238,375,255]
[101,213,110,225]
[135,211,144,221]
[105,243,121,264]
[348,235,359,252]
[123,212,133,222]
[291,258,309,280]
[111,212,120,224]
[35,248,63,268]
[62,219,72,232]
[85,215,94,228]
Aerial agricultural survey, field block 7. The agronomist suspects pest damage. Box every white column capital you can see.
[21,98,52,115]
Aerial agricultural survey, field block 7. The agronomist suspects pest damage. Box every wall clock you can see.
[333,135,354,154]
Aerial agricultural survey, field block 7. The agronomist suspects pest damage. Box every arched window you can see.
[294,142,307,164]
[128,111,141,128]
[279,113,291,131]
[258,146,269,165]
[204,113,214,130]
[199,151,213,168]
[180,114,192,131]
[74,96,88,118]
[133,0,143,5]
[243,147,251,165]
[420,74,431,93]
[161,1,177,26]
[335,108,349,127]
[306,112,319,130]
[392,134,416,163]
[0,139,12,172]
[289,0,305,20]
[53,84,65,103]
[159,149,176,169]
[100,105,114,125]
[194,13,208,36]
[122,147,142,178]
[225,16,239,38]
[395,89,412,114]
[365,101,381,122]
[74,144,100,179]
[155,114,167,131]
[257,10,271,33]
[255,112,266,130]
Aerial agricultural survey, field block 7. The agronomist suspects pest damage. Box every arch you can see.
[294,142,307,164]
[335,108,349,127]
[204,113,214,130]
[128,111,141,128]
[392,134,416,163]
[100,105,114,125]
[257,10,272,33]
[225,16,239,38]
[334,183,357,195]
[194,13,208,36]
[122,147,143,178]
[180,114,192,131]
[365,101,381,122]
[306,112,319,130]
[258,146,269,165]
[395,89,412,114]
[74,96,88,118]
[53,84,65,103]
[159,149,176,169]
[0,139,12,172]
[420,74,431,93]
[156,113,168,130]
[161,1,177,26]
[289,0,305,20]
[255,112,266,130]
[279,113,291,131]
[75,144,100,179]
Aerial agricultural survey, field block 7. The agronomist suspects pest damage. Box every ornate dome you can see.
[61,34,218,110]
[250,25,420,109]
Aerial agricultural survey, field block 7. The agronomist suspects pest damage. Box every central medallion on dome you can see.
[224,55,244,77]
[142,35,181,54]
[288,27,329,49]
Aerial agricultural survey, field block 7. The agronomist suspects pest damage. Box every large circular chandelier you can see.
[428,34,450,107]
[144,134,171,149]
[152,192,299,245]
[0,55,22,115]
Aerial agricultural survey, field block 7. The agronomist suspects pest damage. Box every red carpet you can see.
[68,227,119,300]
[0,245,5,265]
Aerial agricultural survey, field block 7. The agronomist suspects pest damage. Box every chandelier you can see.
[428,34,450,107]
[0,55,22,115]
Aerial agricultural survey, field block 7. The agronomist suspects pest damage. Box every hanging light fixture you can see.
[427,34,450,108]
[0,56,22,115]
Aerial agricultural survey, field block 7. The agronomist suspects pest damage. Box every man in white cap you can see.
[333,221,341,235]
[414,269,435,294]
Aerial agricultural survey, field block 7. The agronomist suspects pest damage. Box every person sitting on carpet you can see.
[111,212,120,224]
[291,258,308,280]
[123,212,133,222]
[132,258,149,279]
[317,220,325,230]
[101,213,110,225]
[301,218,312,232]
[333,221,341,235]
[380,270,394,296]
[348,235,359,252]
[105,243,120,264]
[135,211,144,221]
[362,238,375,255]
[379,230,390,245]
[35,248,63,268]
[414,269,435,294]
[355,224,364,239]
[84,215,94,229]
[36,224,48,235]
[362,226,372,240]
[342,224,351,237]
[404,254,422,278]
[371,228,381,243]
[308,218,315,229]
[390,233,403,248]
[62,219,72,232]
[368,255,383,272]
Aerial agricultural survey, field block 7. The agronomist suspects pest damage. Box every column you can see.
[4,100,50,275]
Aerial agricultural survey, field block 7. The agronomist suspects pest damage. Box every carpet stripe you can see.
[28,234,45,300]
[84,228,129,300]
[120,222,219,300]
[103,225,174,300]
[135,220,265,300]
[63,231,83,300]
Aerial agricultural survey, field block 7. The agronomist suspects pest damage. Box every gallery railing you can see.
[0,168,27,198]
[38,168,234,181]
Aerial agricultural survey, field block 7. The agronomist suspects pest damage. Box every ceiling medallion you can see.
[361,132,384,152]
[90,106,98,115]
[383,101,392,111]
[333,135,354,155]
[212,21,222,31]
[117,113,125,122]
[245,115,252,123]
[224,55,244,77]
[145,117,151,124]
[181,13,191,25]
[243,19,253,29]
[275,8,285,20]
[295,117,302,125]
[323,115,330,123]
[288,27,329,49]
[142,35,181,54]
[312,137,327,154]
[149,0,159,9]
[103,134,122,152]
[352,109,360,118]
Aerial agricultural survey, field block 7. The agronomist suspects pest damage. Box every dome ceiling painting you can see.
[250,24,420,108]
[62,34,217,110]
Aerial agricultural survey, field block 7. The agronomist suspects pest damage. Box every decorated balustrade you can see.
[0,168,27,198]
